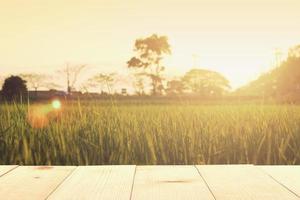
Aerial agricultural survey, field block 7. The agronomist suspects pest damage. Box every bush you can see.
[1,76,28,102]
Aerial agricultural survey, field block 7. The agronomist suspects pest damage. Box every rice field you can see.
[0,100,300,165]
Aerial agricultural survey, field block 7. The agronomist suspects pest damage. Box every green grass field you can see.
[0,101,299,165]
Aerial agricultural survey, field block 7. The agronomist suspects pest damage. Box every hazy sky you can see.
[1,0,300,89]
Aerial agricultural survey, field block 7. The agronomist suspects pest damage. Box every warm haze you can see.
[1,0,300,89]
[1,1,300,198]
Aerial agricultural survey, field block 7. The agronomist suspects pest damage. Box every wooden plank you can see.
[0,166,75,200]
[0,165,18,177]
[131,165,214,200]
[196,165,299,200]
[259,166,300,197]
[48,165,136,200]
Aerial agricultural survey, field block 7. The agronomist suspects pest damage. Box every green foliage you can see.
[166,80,185,95]
[1,76,28,102]
[87,73,116,94]
[127,34,171,95]
[236,45,300,100]
[20,73,49,91]
[0,101,299,165]
[182,69,230,96]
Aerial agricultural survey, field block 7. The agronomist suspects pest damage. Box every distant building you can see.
[121,88,127,95]
[28,90,67,100]
[68,91,82,98]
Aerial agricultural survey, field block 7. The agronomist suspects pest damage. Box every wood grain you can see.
[131,165,214,200]
[0,166,75,200]
[259,166,300,198]
[0,165,299,199]
[0,165,18,177]
[48,165,136,200]
[196,165,299,200]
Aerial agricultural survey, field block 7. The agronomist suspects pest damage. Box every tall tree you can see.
[1,76,28,102]
[236,44,300,100]
[0,76,4,88]
[87,73,116,94]
[288,45,300,58]
[133,73,146,95]
[182,69,230,96]
[60,63,87,93]
[166,79,185,95]
[20,73,49,97]
[127,34,171,95]
[272,52,300,98]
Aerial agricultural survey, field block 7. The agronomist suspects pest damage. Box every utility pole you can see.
[66,63,71,94]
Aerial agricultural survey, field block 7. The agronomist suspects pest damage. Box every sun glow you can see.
[164,38,284,90]
[0,0,299,90]
[52,100,61,110]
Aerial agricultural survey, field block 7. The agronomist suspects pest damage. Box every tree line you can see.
[0,34,231,101]
[236,45,300,101]
[1,33,300,102]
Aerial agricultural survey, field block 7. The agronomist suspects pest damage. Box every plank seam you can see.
[0,165,19,178]
[45,166,78,200]
[194,165,217,200]
[129,165,137,200]
[257,167,300,199]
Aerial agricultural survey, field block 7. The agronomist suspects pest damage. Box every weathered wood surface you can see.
[0,165,18,177]
[0,166,75,200]
[260,166,300,198]
[131,165,214,200]
[48,165,136,200]
[0,165,299,200]
[196,165,299,200]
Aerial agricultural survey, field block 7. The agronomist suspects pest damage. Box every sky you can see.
[0,0,300,90]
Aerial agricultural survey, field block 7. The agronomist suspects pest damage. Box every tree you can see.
[20,73,49,97]
[0,76,4,88]
[60,63,87,93]
[1,76,28,102]
[271,54,300,98]
[87,73,116,94]
[236,44,300,100]
[127,34,171,95]
[166,79,185,95]
[288,45,300,58]
[182,69,230,97]
[133,73,146,95]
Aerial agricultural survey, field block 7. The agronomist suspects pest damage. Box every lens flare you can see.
[27,105,50,128]
[52,100,61,109]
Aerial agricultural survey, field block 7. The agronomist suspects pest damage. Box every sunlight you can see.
[165,50,276,89]
[52,100,61,110]
[1,1,300,196]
